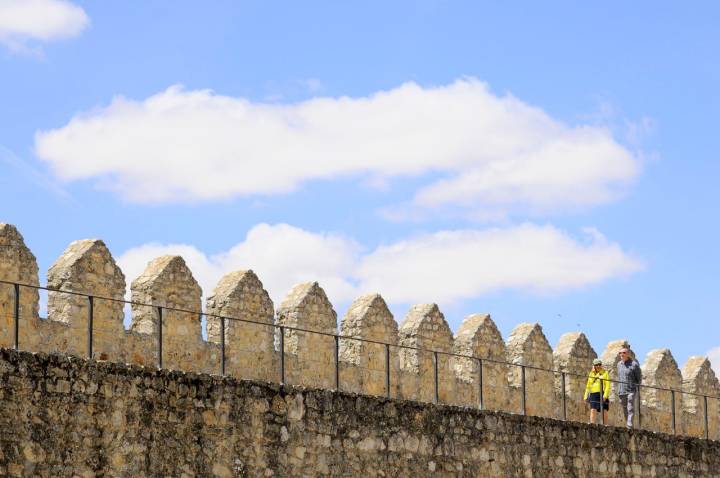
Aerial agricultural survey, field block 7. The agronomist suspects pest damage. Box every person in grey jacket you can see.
[617,348,642,428]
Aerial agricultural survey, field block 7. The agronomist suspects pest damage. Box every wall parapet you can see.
[1,222,719,441]
[1,347,719,477]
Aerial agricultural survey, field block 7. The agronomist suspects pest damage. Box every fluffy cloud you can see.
[0,0,88,50]
[35,79,639,217]
[356,224,642,303]
[116,223,642,309]
[117,224,360,306]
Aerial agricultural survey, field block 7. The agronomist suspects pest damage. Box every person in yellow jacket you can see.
[583,358,610,424]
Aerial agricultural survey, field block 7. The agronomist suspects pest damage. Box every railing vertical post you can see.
[521,365,527,415]
[600,377,605,424]
[385,343,391,398]
[561,372,567,420]
[704,395,709,440]
[478,358,484,410]
[87,295,94,360]
[433,351,439,404]
[671,390,676,434]
[157,306,163,369]
[334,335,340,390]
[279,326,285,385]
[13,283,20,351]
[220,316,226,376]
[637,386,642,429]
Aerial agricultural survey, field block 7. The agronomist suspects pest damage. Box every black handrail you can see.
[0,278,717,440]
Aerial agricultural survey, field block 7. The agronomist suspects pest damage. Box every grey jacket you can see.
[617,359,642,395]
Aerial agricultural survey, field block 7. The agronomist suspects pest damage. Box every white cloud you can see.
[0,0,88,51]
[357,224,642,303]
[116,223,643,309]
[117,224,360,307]
[35,79,639,217]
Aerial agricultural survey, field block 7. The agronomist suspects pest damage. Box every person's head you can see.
[593,358,603,370]
[619,348,631,361]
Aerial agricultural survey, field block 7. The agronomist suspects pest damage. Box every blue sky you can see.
[1,1,719,371]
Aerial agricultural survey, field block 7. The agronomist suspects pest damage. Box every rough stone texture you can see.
[205,270,276,382]
[1,348,720,478]
[682,356,720,439]
[553,332,598,422]
[338,294,398,397]
[641,348,683,434]
[452,314,509,410]
[3,223,720,450]
[276,282,337,389]
[0,224,39,350]
[398,304,455,404]
[46,239,126,360]
[506,323,556,417]
[130,256,206,371]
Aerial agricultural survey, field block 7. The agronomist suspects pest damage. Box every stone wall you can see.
[1,348,719,478]
[554,332,598,422]
[206,270,276,382]
[506,323,557,418]
[1,223,719,441]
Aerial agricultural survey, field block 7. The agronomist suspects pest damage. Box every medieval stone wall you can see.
[1,348,719,478]
[1,222,719,442]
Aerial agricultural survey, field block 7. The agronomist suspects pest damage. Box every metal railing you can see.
[0,278,717,440]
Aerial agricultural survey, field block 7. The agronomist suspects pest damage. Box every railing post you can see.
[385,343,391,398]
[279,326,285,385]
[334,335,340,390]
[13,283,19,351]
[87,295,94,360]
[521,365,527,416]
[600,377,605,424]
[157,306,163,369]
[561,372,567,420]
[671,390,676,434]
[478,358,484,410]
[637,386,642,429]
[433,351,439,404]
[704,395,709,440]
[220,316,226,376]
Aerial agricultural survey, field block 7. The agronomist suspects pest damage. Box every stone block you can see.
[206,270,276,382]
[452,314,509,410]
[0,224,39,350]
[398,303,455,403]
[506,323,556,418]
[276,282,337,389]
[553,332,597,422]
[339,293,398,397]
[46,239,126,360]
[681,356,720,439]
[641,348,683,434]
[130,255,205,372]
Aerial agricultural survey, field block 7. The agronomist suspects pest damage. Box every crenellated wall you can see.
[1,222,719,441]
[554,332,598,422]
[3,348,720,478]
[506,322,556,417]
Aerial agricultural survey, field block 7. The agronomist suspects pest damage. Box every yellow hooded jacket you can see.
[583,369,610,400]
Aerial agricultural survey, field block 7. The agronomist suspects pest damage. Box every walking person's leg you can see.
[626,392,635,428]
[589,392,601,423]
[620,394,629,425]
[602,399,609,425]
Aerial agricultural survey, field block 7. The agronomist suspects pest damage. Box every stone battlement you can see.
[1,222,718,439]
